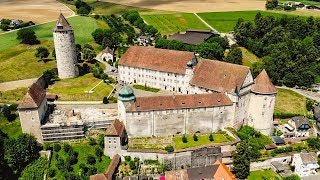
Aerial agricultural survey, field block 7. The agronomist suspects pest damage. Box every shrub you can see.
[129,161,136,170]
[124,156,131,162]
[209,134,214,142]
[35,47,49,59]
[88,137,97,146]
[53,144,61,152]
[43,142,52,150]
[97,134,104,148]
[63,144,72,153]
[87,155,96,165]
[16,28,39,44]
[165,145,174,152]
[78,6,89,15]
[193,134,198,141]
[47,168,56,178]
[182,135,188,143]
[95,147,103,161]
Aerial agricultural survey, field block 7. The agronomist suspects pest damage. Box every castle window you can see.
[26,110,31,114]
[114,138,116,144]
[262,112,265,116]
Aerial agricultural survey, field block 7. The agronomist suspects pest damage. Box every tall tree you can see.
[225,45,243,65]
[35,47,49,59]
[233,140,250,179]
[196,42,224,60]
[17,28,39,45]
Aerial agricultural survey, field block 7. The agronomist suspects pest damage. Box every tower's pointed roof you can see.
[251,69,277,95]
[54,13,73,32]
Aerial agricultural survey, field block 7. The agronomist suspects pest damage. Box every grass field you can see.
[0,16,103,82]
[49,141,111,179]
[197,10,302,32]
[279,0,320,5]
[0,115,22,139]
[240,47,261,68]
[248,169,281,180]
[173,133,234,150]
[0,88,28,104]
[275,88,308,116]
[47,74,113,101]
[142,13,210,34]
[133,84,160,92]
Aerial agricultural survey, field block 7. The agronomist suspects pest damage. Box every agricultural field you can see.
[197,10,302,32]
[142,13,210,34]
[0,0,73,24]
[274,88,308,116]
[102,0,266,13]
[47,74,114,101]
[0,16,104,82]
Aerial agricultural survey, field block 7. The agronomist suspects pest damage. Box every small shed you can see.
[265,143,277,150]
[272,136,286,145]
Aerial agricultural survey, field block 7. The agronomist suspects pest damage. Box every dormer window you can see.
[57,22,63,29]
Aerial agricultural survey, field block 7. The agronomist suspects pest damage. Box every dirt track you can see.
[102,0,266,13]
[0,0,74,24]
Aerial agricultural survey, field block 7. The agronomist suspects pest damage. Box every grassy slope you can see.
[248,169,281,180]
[197,10,306,32]
[47,73,113,101]
[0,87,28,103]
[275,88,307,115]
[0,115,22,139]
[0,16,101,82]
[240,47,261,68]
[142,13,210,34]
[173,134,232,150]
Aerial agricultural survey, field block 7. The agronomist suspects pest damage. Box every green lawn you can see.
[49,142,111,179]
[0,87,28,104]
[0,16,104,82]
[133,84,160,93]
[0,115,22,139]
[248,169,281,180]
[279,0,320,5]
[173,133,234,150]
[197,10,302,33]
[275,88,307,116]
[47,73,113,101]
[142,13,210,34]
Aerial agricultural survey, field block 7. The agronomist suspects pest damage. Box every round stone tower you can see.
[117,86,136,123]
[53,13,79,79]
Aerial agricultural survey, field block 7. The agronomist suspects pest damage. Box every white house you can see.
[291,152,319,177]
[101,47,114,62]
[288,116,311,137]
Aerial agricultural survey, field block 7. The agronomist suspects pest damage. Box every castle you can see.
[53,13,79,79]
[117,46,277,136]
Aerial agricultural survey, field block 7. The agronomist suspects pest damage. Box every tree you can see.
[95,147,103,161]
[87,155,96,165]
[53,144,61,152]
[209,134,214,142]
[182,135,188,143]
[265,0,278,10]
[225,46,243,65]
[193,134,198,141]
[19,157,47,180]
[165,145,174,152]
[17,28,39,45]
[77,6,89,15]
[233,141,250,179]
[1,105,11,119]
[47,168,56,178]
[196,42,224,60]
[129,161,136,170]
[63,144,72,153]
[83,48,96,61]
[35,47,49,60]
[4,134,41,173]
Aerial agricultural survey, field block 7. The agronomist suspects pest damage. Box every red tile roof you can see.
[213,160,236,180]
[89,154,121,180]
[119,46,195,74]
[54,13,73,32]
[251,69,277,95]
[127,93,233,112]
[105,119,125,136]
[18,83,46,109]
[190,59,250,94]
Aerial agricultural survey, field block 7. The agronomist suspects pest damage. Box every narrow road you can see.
[0,78,37,91]
[193,13,217,32]
[277,86,320,102]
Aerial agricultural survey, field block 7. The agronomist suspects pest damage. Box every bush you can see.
[193,134,198,141]
[124,156,131,162]
[78,6,89,15]
[63,144,72,153]
[16,28,39,44]
[35,47,49,59]
[182,135,188,143]
[165,145,174,152]
[87,155,96,165]
[88,137,97,146]
[48,168,56,178]
[53,144,61,152]
[209,134,214,142]
[95,147,103,161]
[129,161,136,170]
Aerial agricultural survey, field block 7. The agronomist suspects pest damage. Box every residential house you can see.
[291,152,319,177]
[288,116,311,137]
[10,19,22,26]
[165,160,236,180]
[101,47,114,62]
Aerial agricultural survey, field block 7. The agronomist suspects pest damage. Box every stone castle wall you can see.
[53,30,79,79]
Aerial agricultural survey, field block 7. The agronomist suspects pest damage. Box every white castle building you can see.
[118,46,277,136]
[53,13,79,79]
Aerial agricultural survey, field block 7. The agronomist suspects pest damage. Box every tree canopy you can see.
[16,28,39,45]
[19,157,47,180]
[35,47,49,59]
[233,140,250,179]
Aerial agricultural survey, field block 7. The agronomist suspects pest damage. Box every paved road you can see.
[0,78,37,91]
[277,86,320,102]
